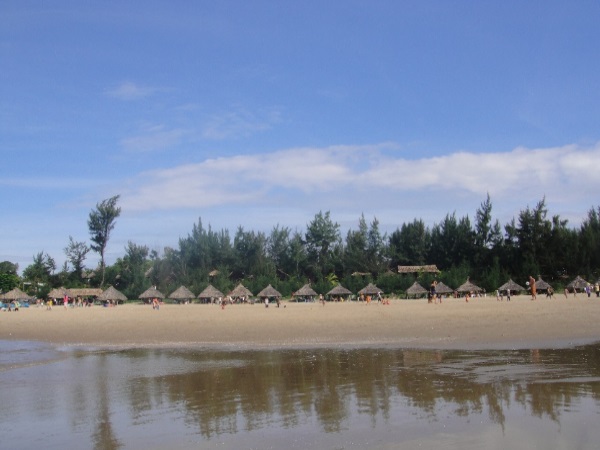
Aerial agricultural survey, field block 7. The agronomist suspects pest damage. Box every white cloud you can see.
[118,142,600,218]
[105,81,157,100]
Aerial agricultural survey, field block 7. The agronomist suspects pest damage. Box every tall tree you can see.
[88,195,121,287]
[305,211,341,278]
[22,252,55,294]
[0,261,20,293]
[64,236,90,280]
[388,219,430,267]
[343,214,369,274]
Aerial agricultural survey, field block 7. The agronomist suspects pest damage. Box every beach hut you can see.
[293,283,318,302]
[326,284,353,301]
[498,279,526,295]
[456,279,483,294]
[405,281,427,299]
[228,283,253,303]
[433,281,454,296]
[47,287,70,299]
[535,277,552,291]
[257,284,282,306]
[98,286,128,304]
[198,284,225,304]
[359,283,383,295]
[567,276,590,293]
[358,283,383,302]
[168,285,195,304]
[139,286,165,303]
[1,287,32,301]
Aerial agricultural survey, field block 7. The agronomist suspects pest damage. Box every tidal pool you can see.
[1,342,599,449]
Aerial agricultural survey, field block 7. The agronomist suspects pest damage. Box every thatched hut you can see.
[433,281,454,295]
[69,288,102,299]
[567,276,590,292]
[198,284,225,304]
[1,288,32,301]
[397,265,440,274]
[139,286,165,303]
[456,279,483,294]
[98,286,128,304]
[228,283,253,302]
[497,279,526,294]
[405,281,427,299]
[293,284,318,302]
[168,285,195,304]
[326,284,352,301]
[257,284,282,300]
[358,283,383,301]
[47,287,70,299]
[534,277,553,292]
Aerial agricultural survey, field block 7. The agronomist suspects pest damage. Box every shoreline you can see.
[2,295,600,351]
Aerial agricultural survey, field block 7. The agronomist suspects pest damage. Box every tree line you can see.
[2,194,600,300]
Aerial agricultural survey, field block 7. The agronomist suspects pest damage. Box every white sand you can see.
[2,295,600,350]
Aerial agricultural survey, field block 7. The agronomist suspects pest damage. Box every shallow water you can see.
[1,342,599,449]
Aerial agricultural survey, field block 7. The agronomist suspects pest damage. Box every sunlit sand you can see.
[2,295,599,350]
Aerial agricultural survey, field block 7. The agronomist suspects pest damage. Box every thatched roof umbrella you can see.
[567,276,590,291]
[293,283,318,301]
[358,283,383,296]
[228,283,253,299]
[325,284,352,301]
[294,283,318,297]
[47,287,70,299]
[535,277,552,291]
[327,284,351,296]
[456,279,483,294]
[168,285,195,303]
[98,286,128,303]
[498,279,526,293]
[1,288,32,301]
[434,281,454,295]
[198,284,225,303]
[405,281,427,299]
[139,286,165,302]
[257,284,282,299]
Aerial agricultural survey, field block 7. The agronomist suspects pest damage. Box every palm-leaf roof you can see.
[358,283,383,295]
[198,284,225,299]
[168,285,195,300]
[98,286,128,302]
[326,284,352,296]
[257,284,282,298]
[456,279,483,293]
[228,283,253,298]
[406,281,427,295]
[293,283,318,297]
[139,286,165,299]
[497,279,526,292]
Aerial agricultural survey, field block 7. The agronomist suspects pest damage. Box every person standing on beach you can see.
[529,276,537,300]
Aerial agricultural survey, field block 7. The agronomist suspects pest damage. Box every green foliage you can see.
[28,194,600,298]
[0,261,19,275]
[0,272,20,293]
[88,195,121,286]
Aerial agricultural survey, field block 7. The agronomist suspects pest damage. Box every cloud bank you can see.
[119,142,600,218]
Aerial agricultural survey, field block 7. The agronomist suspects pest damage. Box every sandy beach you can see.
[2,295,600,350]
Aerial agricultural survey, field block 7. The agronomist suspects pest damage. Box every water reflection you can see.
[1,344,600,449]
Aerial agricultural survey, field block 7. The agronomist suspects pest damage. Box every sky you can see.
[2,1,600,274]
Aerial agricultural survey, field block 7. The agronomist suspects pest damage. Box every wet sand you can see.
[2,295,600,350]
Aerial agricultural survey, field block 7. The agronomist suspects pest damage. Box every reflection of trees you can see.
[97,345,600,439]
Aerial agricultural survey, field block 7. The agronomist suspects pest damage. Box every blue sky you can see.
[2,1,600,274]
